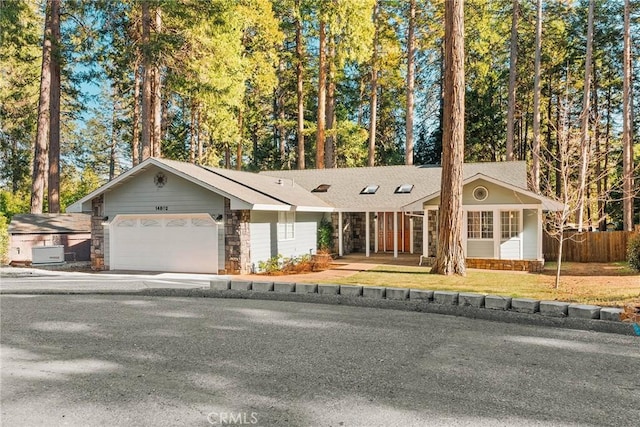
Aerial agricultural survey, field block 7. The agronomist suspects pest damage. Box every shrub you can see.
[628,233,640,272]
[0,214,9,266]
[317,217,333,251]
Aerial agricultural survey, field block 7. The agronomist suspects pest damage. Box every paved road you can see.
[0,267,215,292]
[1,295,639,427]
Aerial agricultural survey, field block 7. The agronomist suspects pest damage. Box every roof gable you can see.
[66,158,332,213]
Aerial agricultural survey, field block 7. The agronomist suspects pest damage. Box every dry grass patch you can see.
[319,262,639,307]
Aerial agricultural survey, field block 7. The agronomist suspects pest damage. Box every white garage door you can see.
[110,214,219,273]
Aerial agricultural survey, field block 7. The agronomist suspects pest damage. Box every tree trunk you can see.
[295,0,305,170]
[405,0,416,166]
[197,106,203,164]
[110,96,118,181]
[152,6,162,158]
[189,100,196,163]
[325,37,336,169]
[316,20,327,169]
[594,62,604,230]
[30,0,53,214]
[47,0,61,213]
[532,0,542,193]
[140,0,152,161]
[622,0,634,231]
[577,0,594,232]
[506,0,518,162]
[132,57,141,166]
[431,0,466,276]
[236,109,243,171]
[277,58,287,167]
[555,232,564,289]
[368,1,379,167]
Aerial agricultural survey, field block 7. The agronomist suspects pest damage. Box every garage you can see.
[110,213,219,273]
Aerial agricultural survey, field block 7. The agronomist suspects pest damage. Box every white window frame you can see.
[467,211,493,240]
[500,210,520,240]
[278,211,295,241]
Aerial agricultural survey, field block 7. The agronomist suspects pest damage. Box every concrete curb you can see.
[2,281,637,336]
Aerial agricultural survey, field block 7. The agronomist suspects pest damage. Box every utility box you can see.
[32,245,65,265]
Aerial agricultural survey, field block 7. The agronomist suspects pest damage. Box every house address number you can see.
[156,206,168,211]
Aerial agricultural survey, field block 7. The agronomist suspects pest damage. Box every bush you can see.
[317,217,333,251]
[257,252,332,275]
[0,214,9,266]
[628,233,640,272]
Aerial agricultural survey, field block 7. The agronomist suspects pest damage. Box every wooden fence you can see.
[543,231,637,263]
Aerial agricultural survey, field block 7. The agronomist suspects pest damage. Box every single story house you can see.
[67,157,562,274]
[8,213,91,264]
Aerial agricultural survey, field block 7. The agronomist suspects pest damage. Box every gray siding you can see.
[250,211,322,271]
[523,209,538,259]
[425,179,541,207]
[250,211,277,268]
[104,165,225,218]
[500,239,521,259]
[277,212,320,258]
[467,240,494,258]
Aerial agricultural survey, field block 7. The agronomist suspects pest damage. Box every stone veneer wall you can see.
[427,210,438,257]
[224,198,251,274]
[412,215,423,254]
[331,212,369,254]
[90,195,106,270]
[331,212,423,255]
[466,258,544,273]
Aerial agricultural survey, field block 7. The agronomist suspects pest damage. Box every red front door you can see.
[377,212,410,252]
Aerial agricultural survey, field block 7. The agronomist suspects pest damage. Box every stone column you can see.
[90,195,106,270]
[224,198,251,274]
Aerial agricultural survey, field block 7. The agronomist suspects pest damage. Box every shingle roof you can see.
[260,162,529,211]
[156,158,332,211]
[8,214,91,234]
[67,158,333,213]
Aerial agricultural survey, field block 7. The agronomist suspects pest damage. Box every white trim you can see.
[472,185,489,201]
[374,214,379,253]
[409,217,414,254]
[393,211,398,258]
[294,206,335,212]
[277,211,296,241]
[365,212,370,257]
[537,207,543,260]
[338,211,343,257]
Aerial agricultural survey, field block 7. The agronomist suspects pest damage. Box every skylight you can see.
[395,184,414,194]
[360,184,379,194]
[312,184,331,193]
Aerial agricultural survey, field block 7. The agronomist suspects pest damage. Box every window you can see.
[278,211,295,240]
[501,211,520,239]
[360,184,379,194]
[312,184,331,193]
[467,211,493,239]
[394,184,414,194]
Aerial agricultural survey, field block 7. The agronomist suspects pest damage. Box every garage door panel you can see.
[110,214,218,273]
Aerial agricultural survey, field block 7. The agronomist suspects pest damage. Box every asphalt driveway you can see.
[1,295,638,426]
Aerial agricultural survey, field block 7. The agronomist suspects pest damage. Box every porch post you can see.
[374,213,379,253]
[494,209,500,259]
[409,216,414,254]
[338,211,343,257]
[423,209,428,257]
[537,207,543,260]
[365,211,370,257]
[393,211,398,258]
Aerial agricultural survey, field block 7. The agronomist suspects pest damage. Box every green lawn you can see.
[315,263,640,307]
